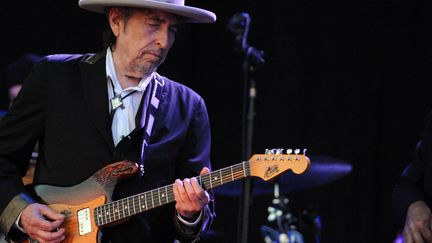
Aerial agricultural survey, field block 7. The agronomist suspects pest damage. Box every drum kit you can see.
[214,155,353,243]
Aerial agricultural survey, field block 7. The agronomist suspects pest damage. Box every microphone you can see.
[227,12,250,52]
[227,12,265,66]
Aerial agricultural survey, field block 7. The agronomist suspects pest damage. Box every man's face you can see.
[110,8,180,78]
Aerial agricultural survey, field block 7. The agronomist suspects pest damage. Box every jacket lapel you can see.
[79,51,115,150]
[133,77,167,133]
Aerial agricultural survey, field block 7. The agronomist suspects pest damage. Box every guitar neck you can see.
[94,161,250,227]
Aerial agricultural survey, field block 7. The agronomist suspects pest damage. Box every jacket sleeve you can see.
[0,59,48,239]
[392,111,432,227]
[172,96,215,242]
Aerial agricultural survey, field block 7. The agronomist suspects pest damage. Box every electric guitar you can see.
[24,150,310,243]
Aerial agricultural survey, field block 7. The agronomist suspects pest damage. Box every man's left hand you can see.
[173,167,210,220]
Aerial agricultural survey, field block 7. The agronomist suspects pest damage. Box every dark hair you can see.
[102,7,135,50]
[101,7,185,50]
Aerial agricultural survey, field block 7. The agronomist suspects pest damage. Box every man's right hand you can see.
[403,200,432,243]
[20,203,65,243]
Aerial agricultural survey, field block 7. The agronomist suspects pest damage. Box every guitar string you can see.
[99,163,247,216]
[96,162,250,225]
[69,162,252,228]
[85,156,301,226]
[98,175,248,224]
[91,156,300,224]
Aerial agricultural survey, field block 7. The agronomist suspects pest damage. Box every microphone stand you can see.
[232,15,265,243]
[237,47,264,243]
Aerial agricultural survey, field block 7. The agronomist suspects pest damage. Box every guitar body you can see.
[24,161,138,243]
[46,196,105,243]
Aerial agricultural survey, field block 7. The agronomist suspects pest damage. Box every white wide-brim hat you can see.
[79,0,216,23]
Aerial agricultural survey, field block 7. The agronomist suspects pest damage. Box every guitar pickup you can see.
[78,208,92,235]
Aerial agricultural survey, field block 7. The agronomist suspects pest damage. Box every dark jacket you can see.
[0,51,214,242]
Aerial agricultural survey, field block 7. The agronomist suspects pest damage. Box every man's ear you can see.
[108,8,122,37]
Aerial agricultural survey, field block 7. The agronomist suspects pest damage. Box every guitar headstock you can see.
[249,148,310,181]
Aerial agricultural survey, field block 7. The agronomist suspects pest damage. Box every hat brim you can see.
[79,0,216,23]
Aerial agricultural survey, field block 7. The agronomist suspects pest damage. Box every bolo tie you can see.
[108,75,165,177]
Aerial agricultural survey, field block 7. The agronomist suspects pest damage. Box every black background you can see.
[2,0,432,242]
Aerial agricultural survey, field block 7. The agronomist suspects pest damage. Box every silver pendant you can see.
[111,95,124,111]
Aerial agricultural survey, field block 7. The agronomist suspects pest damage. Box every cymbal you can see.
[214,155,352,196]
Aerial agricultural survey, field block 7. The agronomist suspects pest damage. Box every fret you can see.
[231,166,234,181]
[94,207,99,226]
[219,169,223,186]
[111,202,116,221]
[120,200,123,218]
[214,172,218,186]
[132,196,136,215]
[145,192,148,210]
[122,200,126,218]
[138,193,142,213]
[227,168,231,184]
[167,187,173,202]
[118,199,123,218]
[126,197,131,217]
[120,199,125,219]
[119,200,123,219]
[142,194,147,211]
[212,172,219,187]
[158,188,162,206]
[107,205,112,224]
[104,205,108,224]
[209,173,213,189]
[111,202,115,221]
[107,204,111,223]
[114,201,119,221]
[159,188,165,204]
[239,164,245,178]
[165,186,169,203]
[205,177,209,187]
[101,207,104,226]
[102,206,106,225]
[103,205,108,224]
[117,199,124,219]
[94,207,100,226]
[151,191,155,208]
[118,200,122,220]
[246,161,250,176]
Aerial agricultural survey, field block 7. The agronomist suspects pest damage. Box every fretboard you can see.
[94,161,250,227]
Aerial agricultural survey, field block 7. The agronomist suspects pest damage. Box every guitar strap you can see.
[138,73,165,176]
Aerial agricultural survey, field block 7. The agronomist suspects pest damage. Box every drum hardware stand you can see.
[260,181,322,243]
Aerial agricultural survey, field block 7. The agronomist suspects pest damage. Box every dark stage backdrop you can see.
[2,0,432,242]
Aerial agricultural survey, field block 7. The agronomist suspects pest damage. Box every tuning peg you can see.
[265,149,276,154]
[275,148,284,154]
[286,148,293,154]
[303,148,307,155]
[294,149,300,155]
